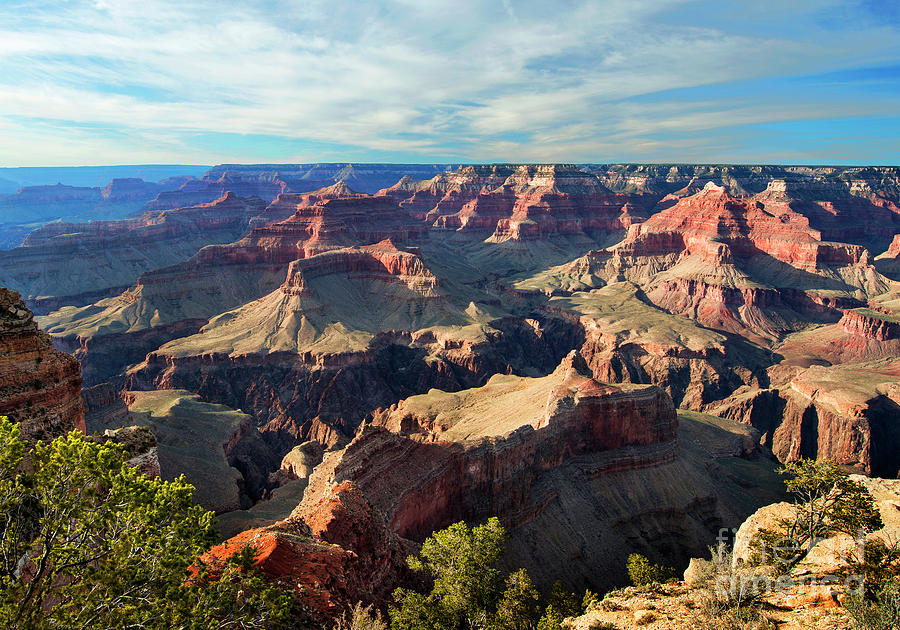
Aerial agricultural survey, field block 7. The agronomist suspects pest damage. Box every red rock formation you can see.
[840,308,900,341]
[709,360,900,476]
[204,355,788,624]
[0,288,84,440]
[328,353,677,540]
[127,245,579,453]
[202,482,409,619]
[875,234,900,280]
[755,177,900,253]
[605,182,890,339]
[380,164,648,242]
[526,283,772,409]
[188,191,426,271]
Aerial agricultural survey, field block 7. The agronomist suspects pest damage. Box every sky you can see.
[0,0,899,166]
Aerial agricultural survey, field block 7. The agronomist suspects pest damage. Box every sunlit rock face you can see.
[0,287,84,441]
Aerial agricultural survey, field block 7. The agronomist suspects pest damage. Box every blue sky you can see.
[0,0,898,165]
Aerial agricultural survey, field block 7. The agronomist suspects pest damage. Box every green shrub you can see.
[846,577,900,629]
[626,553,676,587]
[751,459,883,570]
[0,416,292,629]
[336,602,390,630]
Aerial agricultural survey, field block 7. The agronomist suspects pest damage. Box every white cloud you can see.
[0,0,897,164]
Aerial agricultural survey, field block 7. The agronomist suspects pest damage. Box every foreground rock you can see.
[568,474,900,629]
[0,287,84,440]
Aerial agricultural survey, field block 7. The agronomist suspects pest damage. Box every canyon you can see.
[5,162,900,623]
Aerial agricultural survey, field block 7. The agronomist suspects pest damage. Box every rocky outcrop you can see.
[876,234,900,280]
[125,240,582,452]
[280,441,324,479]
[598,183,894,339]
[87,424,161,478]
[206,357,784,624]
[202,482,411,620]
[0,288,84,441]
[756,176,900,254]
[839,307,900,341]
[327,352,678,540]
[710,360,900,476]
[512,281,774,409]
[381,164,650,247]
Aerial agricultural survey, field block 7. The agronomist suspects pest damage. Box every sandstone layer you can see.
[0,287,84,440]
[206,353,784,624]
[709,359,900,476]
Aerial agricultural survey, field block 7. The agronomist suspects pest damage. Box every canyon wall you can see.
[0,288,84,440]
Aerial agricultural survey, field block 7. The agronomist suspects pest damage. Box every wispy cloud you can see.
[0,0,898,165]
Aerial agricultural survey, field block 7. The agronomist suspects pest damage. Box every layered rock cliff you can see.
[709,359,900,476]
[205,353,784,623]
[13,163,900,569]
[0,288,84,440]
[144,163,457,211]
[128,241,580,452]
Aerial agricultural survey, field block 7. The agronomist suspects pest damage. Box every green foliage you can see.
[625,553,676,587]
[546,581,581,618]
[782,458,882,538]
[0,417,291,629]
[751,459,883,570]
[389,518,586,630]
[410,516,507,627]
[336,602,390,630]
[847,538,900,600]
[535,604,564,630]
[491,569,541,630]
[845,578,900,630]
[581,589,599,612]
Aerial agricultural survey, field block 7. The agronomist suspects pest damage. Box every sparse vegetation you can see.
[381,518,589,630]
[845,577,900,630]
[846,537,900,599]
[626,553,677,587]
[686,543,776,630]
[335,602,390,630]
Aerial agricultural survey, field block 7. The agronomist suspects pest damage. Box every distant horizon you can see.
[4,161,900,169]
[3,161,899,192]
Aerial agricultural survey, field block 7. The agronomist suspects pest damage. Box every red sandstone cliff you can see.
[0,288,84,440]
[205,354,783,623]
[709,360,900,476]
